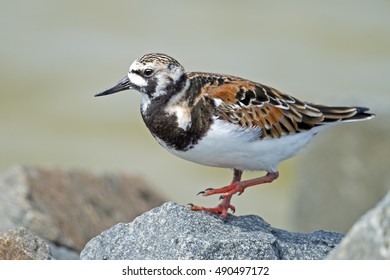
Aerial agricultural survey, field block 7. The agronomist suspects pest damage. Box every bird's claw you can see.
[197,187,214,196]
[228,205,236,213]
[187,203,195,209]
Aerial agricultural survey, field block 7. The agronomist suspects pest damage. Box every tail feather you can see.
[310,104,375,123]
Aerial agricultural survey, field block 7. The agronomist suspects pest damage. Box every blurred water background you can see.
[1,0,389,232]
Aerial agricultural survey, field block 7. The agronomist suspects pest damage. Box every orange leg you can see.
[189,169,279,219]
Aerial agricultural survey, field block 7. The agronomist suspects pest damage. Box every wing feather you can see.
[187,72,372,139]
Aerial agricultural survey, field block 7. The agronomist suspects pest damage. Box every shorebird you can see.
[96,53,374,219]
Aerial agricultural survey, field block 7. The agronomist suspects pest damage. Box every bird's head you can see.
[95,53,186,101]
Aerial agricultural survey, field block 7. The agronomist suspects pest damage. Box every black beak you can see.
[95,75,132,97]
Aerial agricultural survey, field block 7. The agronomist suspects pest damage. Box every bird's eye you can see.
[143,69,154,77]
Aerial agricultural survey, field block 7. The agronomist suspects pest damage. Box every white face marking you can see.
[128,61,148,87]
[128,72,147,87]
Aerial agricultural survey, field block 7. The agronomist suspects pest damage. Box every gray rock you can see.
[0,227,53,260]
[328,191,390,259]
[0,165,166,255]
[81,202,343,260]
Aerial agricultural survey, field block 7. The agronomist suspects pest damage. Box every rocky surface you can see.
[0,227,53,260]
[0,165,166,258]
[2,164,387,260]
[328,191,390,259]
[81,202,343,260]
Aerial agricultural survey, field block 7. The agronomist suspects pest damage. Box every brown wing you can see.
[188,72,371,139]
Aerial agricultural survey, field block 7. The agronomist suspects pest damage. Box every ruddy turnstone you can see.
[96,53,374,219]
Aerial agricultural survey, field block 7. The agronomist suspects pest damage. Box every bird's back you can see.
[187,72,374,140]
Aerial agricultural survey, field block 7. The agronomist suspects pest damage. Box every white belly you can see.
[159,119,329,172]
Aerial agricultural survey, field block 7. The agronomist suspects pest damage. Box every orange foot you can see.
[189,170,279,219]
[188,197,235,219]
